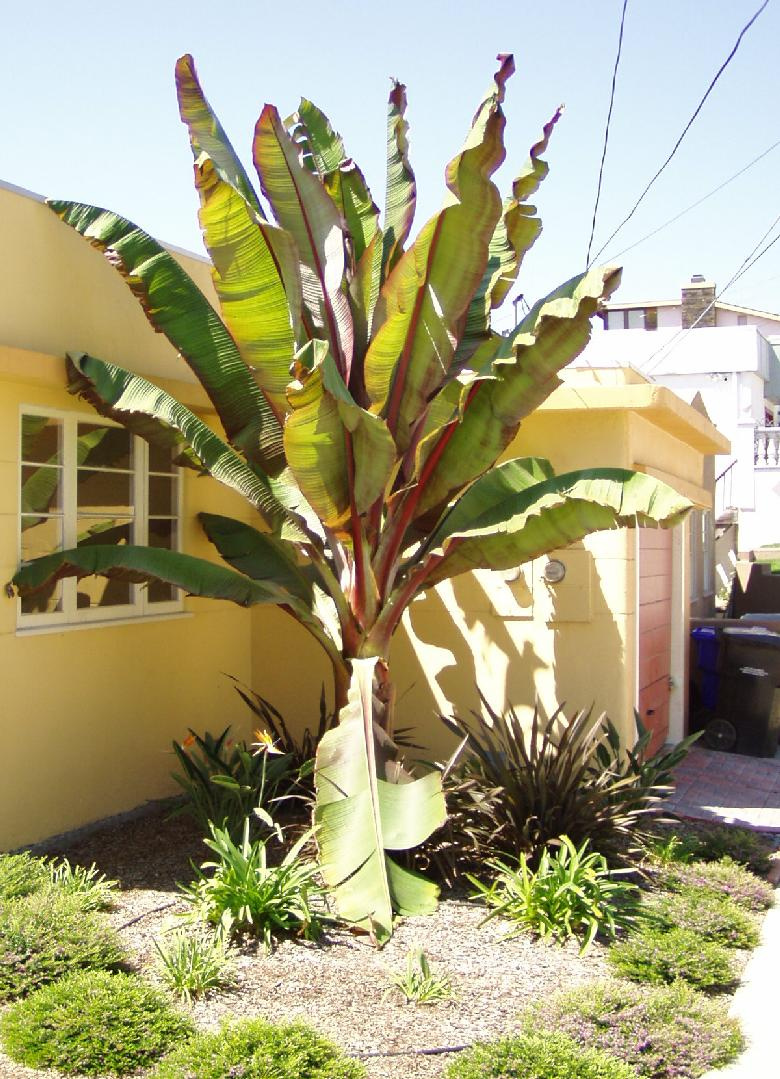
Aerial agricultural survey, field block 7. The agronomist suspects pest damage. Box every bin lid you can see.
[724,625,780,648]
[691,626,719,640]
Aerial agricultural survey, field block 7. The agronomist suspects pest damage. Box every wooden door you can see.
[637,529,673,754]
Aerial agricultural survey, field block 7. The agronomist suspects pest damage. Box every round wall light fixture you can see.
[543,558,566,584]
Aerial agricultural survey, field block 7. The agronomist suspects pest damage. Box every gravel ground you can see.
[0,806,611,1079]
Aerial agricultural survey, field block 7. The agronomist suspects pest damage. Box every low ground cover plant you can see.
[150,1017,365,1079]
[607,924,739,991]
[643,822,773,875]
[643,886,760,949]
[445,1030,634,1079]
[470,836,638,953]
[0,969,192,1075]
[154,925,236,1001]
[0,852,117,909]
[523,978,745,1078]
[0,852,49,899]
[659,857,775,912]
[386,948,453,1004]
[182,817,324,949]
[0,891,125,1002]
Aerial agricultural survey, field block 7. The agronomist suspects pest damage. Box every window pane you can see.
[148,519,176,602]
[77,424,131,470]
[148,475,176,516]
[76,518,133,609]
[626,308,645,329]
[78,469,133,515]
[21,415,61,464]
[148,441,176,474]
[20,516,63,614]
[21,465,62,514]
[605,310,624,331]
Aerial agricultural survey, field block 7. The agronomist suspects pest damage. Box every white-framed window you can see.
[18,407,183,628]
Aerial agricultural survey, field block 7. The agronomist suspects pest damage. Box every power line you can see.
[589,0,770,268]
[642,209,780,376]
[585,0,629,268]
[602,138,780,263]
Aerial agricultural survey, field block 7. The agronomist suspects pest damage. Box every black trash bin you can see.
[720,627,780,757]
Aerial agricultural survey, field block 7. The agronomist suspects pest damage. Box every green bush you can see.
[688,824,773,875]
[182,818,324,949]
[46,858,118,911]
[470,836,638,953]
[659,858,775,912]
[446,1031,634,1079]
[150,1018,365,1079]
[424,699,698,880]
[0,851,49,899]
[0,969,192,1075]
[607,925,739,991]
[523,978,745,1078]
[0,892,125,1002]
[644,886,760,949]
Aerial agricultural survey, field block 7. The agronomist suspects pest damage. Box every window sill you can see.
[16,610,193,637]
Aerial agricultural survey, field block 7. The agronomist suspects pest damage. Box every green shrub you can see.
[425,699,698,880]
[154,925,236,1001]
[182,817,324,949]
[445,1031,634,1079]
[607,925,738,990]
[0,892,125,1002]
[659,857,775,912]
[171,725,298,840]
[523,978,744,1078]
[470,836,638,953]
[150,1018,365,1079]
[641,830,701,867]
[0,851,49,899]
[688,824,773,875]
[644,886,760,949]
[0,969,192,1075]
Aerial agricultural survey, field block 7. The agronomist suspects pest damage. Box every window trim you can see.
[18,405,184,629]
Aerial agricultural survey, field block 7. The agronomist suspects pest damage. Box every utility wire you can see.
[603,137,780,263]
[585,0,629,268]
[589,0,770,268]
[642,209,780,376]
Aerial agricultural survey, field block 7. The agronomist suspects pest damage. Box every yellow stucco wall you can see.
[0,184,727,848]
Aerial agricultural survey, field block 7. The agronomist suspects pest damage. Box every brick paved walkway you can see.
[666,745,780,832]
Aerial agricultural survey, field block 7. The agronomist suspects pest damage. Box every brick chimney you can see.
[681,274,716,328]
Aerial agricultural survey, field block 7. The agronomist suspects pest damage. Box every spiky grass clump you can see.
[0,969,192,1075]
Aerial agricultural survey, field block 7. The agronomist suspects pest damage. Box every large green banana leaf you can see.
[424,465,691,585]
[198,513,313,606]
[253,105,354,380]
[194,157,300,416]
[381,81,416,278]
[64,352,305,537]
[410,266,621,523]
[365,55,513,451]
[314,658,446,944]
[48,200,284,474]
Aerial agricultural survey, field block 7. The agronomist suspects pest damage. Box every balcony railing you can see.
[755,426,780,468]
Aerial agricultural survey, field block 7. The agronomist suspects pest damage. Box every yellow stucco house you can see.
[0,181,728,851]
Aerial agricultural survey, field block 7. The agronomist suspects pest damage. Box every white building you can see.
[573,276,780,564]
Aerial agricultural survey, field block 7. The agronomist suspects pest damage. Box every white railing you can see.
[755,426,780,467]
[715,458,737,517]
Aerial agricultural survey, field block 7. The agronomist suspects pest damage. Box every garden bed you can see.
[0,807,610,1079]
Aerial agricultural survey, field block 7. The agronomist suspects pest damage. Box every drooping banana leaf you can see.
[365,55,513,452]
[253,105,354,380]
[65,352,306,538]
[199,513,313,606]
[48,200,284,475]
[424,466,691,585]
[314,657,446,944]
[194,157,301,417]
[410,266,622,523]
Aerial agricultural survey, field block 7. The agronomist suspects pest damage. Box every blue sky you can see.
[4,0,780,319]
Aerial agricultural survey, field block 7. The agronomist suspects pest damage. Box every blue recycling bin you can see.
[691,626,721,710]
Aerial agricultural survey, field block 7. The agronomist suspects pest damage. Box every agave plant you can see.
[10,53,690,943]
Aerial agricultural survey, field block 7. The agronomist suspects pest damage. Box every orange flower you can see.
[182,734,196,749]
[253,728,282,754]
